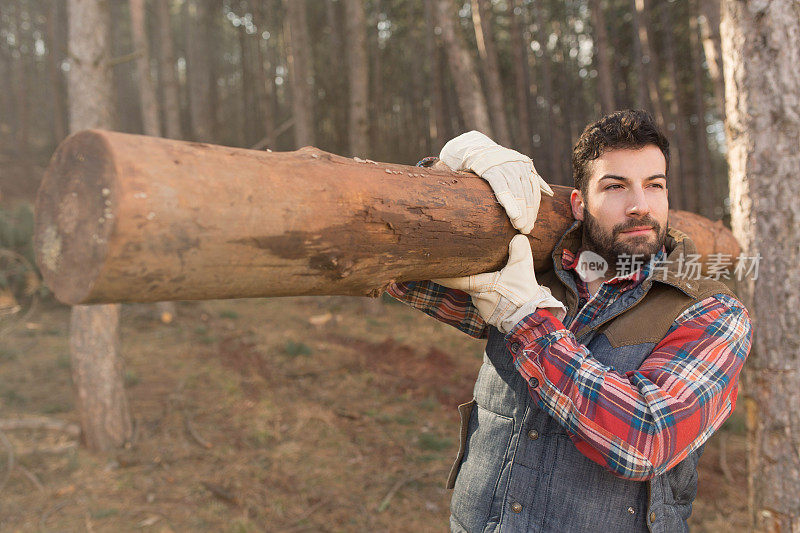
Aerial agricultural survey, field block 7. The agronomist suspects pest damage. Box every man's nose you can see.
[625,188,651,217]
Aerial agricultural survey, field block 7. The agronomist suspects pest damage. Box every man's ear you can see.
[570,189,585,221]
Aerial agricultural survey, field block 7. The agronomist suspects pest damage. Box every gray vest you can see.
[447,222,734,533]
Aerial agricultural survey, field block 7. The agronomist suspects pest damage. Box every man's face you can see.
[571,145,669,266]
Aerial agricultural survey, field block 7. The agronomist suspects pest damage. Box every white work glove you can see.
[434,235,566,334]
[439,131,554,234]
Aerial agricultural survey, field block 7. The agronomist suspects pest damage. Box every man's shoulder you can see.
[601,276,744,347]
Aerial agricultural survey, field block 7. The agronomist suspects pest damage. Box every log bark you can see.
[35,131,742,306]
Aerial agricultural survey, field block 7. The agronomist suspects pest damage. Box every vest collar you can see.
[659,225,704,298]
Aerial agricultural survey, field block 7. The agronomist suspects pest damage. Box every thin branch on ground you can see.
[376,470,435,513]
[200,481,238,506]
[18,442,78,456]
[16,464,44,492]
[183,413,212,449]
[0,417,81,439]
[283,498,329,532]
[39,498,71,530]
[0,429,14,494]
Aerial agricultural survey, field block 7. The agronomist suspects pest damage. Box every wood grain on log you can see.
[34,130,741,305]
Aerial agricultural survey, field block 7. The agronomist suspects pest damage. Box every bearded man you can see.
[387,109,752,533]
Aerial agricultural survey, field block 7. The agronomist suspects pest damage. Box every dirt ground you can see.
[0,294,748,532]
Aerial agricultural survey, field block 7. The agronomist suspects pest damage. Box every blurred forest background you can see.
[1,0,728,217]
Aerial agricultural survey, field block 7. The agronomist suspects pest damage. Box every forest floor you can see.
[0,296,749,532]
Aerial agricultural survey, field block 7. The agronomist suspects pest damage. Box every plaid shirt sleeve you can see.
[385,281,489,339]
[505,292,752,480]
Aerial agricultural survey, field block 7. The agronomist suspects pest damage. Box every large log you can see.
[34,130,740,305]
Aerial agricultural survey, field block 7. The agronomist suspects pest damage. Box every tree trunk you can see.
[699,0,729,221]
[556,16,577,181]
[532,2,558,183]
[205,3,222,138]
[721,1,800,530]
[129,0,161,138]
[425,0,448,151]
[284,0,315,147]
[253,0,275,149]
[155,0,182,140]
[46,1,67,144]
[471,0,511,145]
[35,131,742,306]
[185,0,213,142]
[589,0,615,114]
[633,0,664,125]
[14,2,30,165]
[408,16,428,159]
[69,305,131,451]
[325,0,347,150]
[688,0,715,219]
[367,1,383,158]
[658,3,693,213]
[632,0,684,210]
[629,0,649,110]
[509,0,532,155]
[345,0,379,313]
[699,0,726,120]
[0,5,10,144]
[133,0,176,322]
[345,0,368,158]
[66,0,132,452]
[433,0,492,135]
[238,20,256,147]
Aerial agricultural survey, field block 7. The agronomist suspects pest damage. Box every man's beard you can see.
[581,208,667,268]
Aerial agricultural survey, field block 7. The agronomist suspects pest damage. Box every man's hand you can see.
[434,235,566,333]
[439,131,554,234]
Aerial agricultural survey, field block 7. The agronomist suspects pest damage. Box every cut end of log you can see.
[34,130,117,305]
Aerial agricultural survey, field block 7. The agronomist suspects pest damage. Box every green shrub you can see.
[284,340,312,357]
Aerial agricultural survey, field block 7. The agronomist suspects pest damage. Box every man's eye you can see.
[605,184,623,190]
[649,183,665,189]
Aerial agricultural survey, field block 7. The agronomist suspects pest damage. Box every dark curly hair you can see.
[572,109,669,194]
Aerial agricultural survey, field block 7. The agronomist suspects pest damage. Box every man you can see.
[387,110,752,532]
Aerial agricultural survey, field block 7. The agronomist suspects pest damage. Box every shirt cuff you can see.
[505,308,566,343]
[503,309,568,391]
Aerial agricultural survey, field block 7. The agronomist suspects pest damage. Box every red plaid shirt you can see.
[387,246,752,480]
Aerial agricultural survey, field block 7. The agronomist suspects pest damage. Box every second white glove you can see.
[434,235,566,333]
